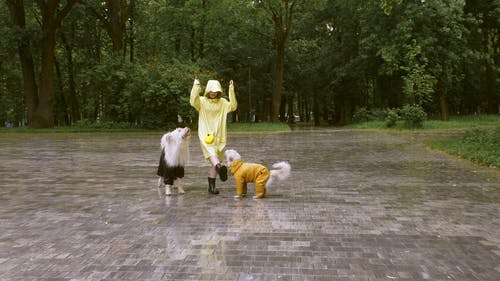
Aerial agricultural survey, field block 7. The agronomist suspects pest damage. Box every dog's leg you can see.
[178,185,185,195]
[165,184,173,196]
[157,177,163,188]
[176,179,185,195]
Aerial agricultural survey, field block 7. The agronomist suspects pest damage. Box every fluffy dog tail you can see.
[266,161,291,188]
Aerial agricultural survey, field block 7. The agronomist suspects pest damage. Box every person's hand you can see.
[194,78,200,85]
[229,80,234,88]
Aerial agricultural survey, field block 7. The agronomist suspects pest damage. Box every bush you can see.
[370,108,387,121]
[352,106,428,127]
[399,104,427,128]
[385,108,399,127]
[352,107,389,123]
[72,119,139,130]
[353,107,371,123]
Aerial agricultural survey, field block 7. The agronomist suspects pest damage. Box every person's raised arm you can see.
[228,80,237,112]
[190,79,202,111]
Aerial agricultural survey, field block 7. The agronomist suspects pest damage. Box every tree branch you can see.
[81,0,113,34]
[82,1,108,25]
[56,0,79,26]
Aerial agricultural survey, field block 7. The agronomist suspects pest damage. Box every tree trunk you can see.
[333,95,348,126]
[313,92,320,126]
[484,30,498,114]
[435,78,449,121]
[8,0,78,128]
[298,92,304,122]
[485,63,497,114]
[86,0,129,56]
[439,93,449,121]
[287,92,294,124]
[190,27,196,62]
[128,0,135,63]
[108,0,125,54]
[54,58,70,125]
[174,32,181,55]
[279,92,286,122]
[6,0,38,125]
[199,0,206,60]
[60,30,80,123]
[31,0,60,128]
[268,0,296,122]
[32,39,55,128]
[305,95,310,122]
[272,45,285,122]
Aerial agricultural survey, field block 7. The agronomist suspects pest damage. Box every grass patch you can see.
[346,114,500,131]
[345,114,500,167]
[429,127,500,168]
[423,115,500,130]
[345,121,388,130]
[228,122,291,132]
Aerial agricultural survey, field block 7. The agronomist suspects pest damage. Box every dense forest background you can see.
[1,0,498,128]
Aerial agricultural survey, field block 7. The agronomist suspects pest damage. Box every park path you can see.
[0,129,499,281]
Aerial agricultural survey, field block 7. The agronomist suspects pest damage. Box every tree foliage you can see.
[1,0,497,128]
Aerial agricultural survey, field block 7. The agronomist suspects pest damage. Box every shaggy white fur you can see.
[157,127,190,195]
[264,161,292,188]
[161,127,190,166]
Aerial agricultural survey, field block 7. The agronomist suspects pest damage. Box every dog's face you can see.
[224,149,241,167]
[166,127,191,144]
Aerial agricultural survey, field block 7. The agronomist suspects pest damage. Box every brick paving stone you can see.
[0,129,499,280]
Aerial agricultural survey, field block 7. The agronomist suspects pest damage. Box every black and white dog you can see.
[156,127,190,195]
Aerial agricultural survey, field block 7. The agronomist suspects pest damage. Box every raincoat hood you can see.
[204,80,223,98]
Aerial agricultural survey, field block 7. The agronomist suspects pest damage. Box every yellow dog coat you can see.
[229,159,270,198]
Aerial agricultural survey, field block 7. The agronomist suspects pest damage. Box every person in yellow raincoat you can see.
[190,78,237,194]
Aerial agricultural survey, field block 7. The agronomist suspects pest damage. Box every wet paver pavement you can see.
[0,129,499,281]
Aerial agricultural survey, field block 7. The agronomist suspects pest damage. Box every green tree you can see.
[83,0,133,56]
[420,0,472,120]
[0,1,23,126]
[359,0,472,120]
[254,0,299,122]
[400,39,436,106]
[6,0,79,128]
[2,0,496,129]
[465,0,500,114]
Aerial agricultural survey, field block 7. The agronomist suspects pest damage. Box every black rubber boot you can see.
[208,177,219,195]
[215,163,228,182]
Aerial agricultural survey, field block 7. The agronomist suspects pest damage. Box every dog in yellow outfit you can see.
[224,149,291,199]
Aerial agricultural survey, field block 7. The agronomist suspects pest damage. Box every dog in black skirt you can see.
[156,127,191,195]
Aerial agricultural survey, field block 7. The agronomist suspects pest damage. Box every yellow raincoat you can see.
[190,80,237,159]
